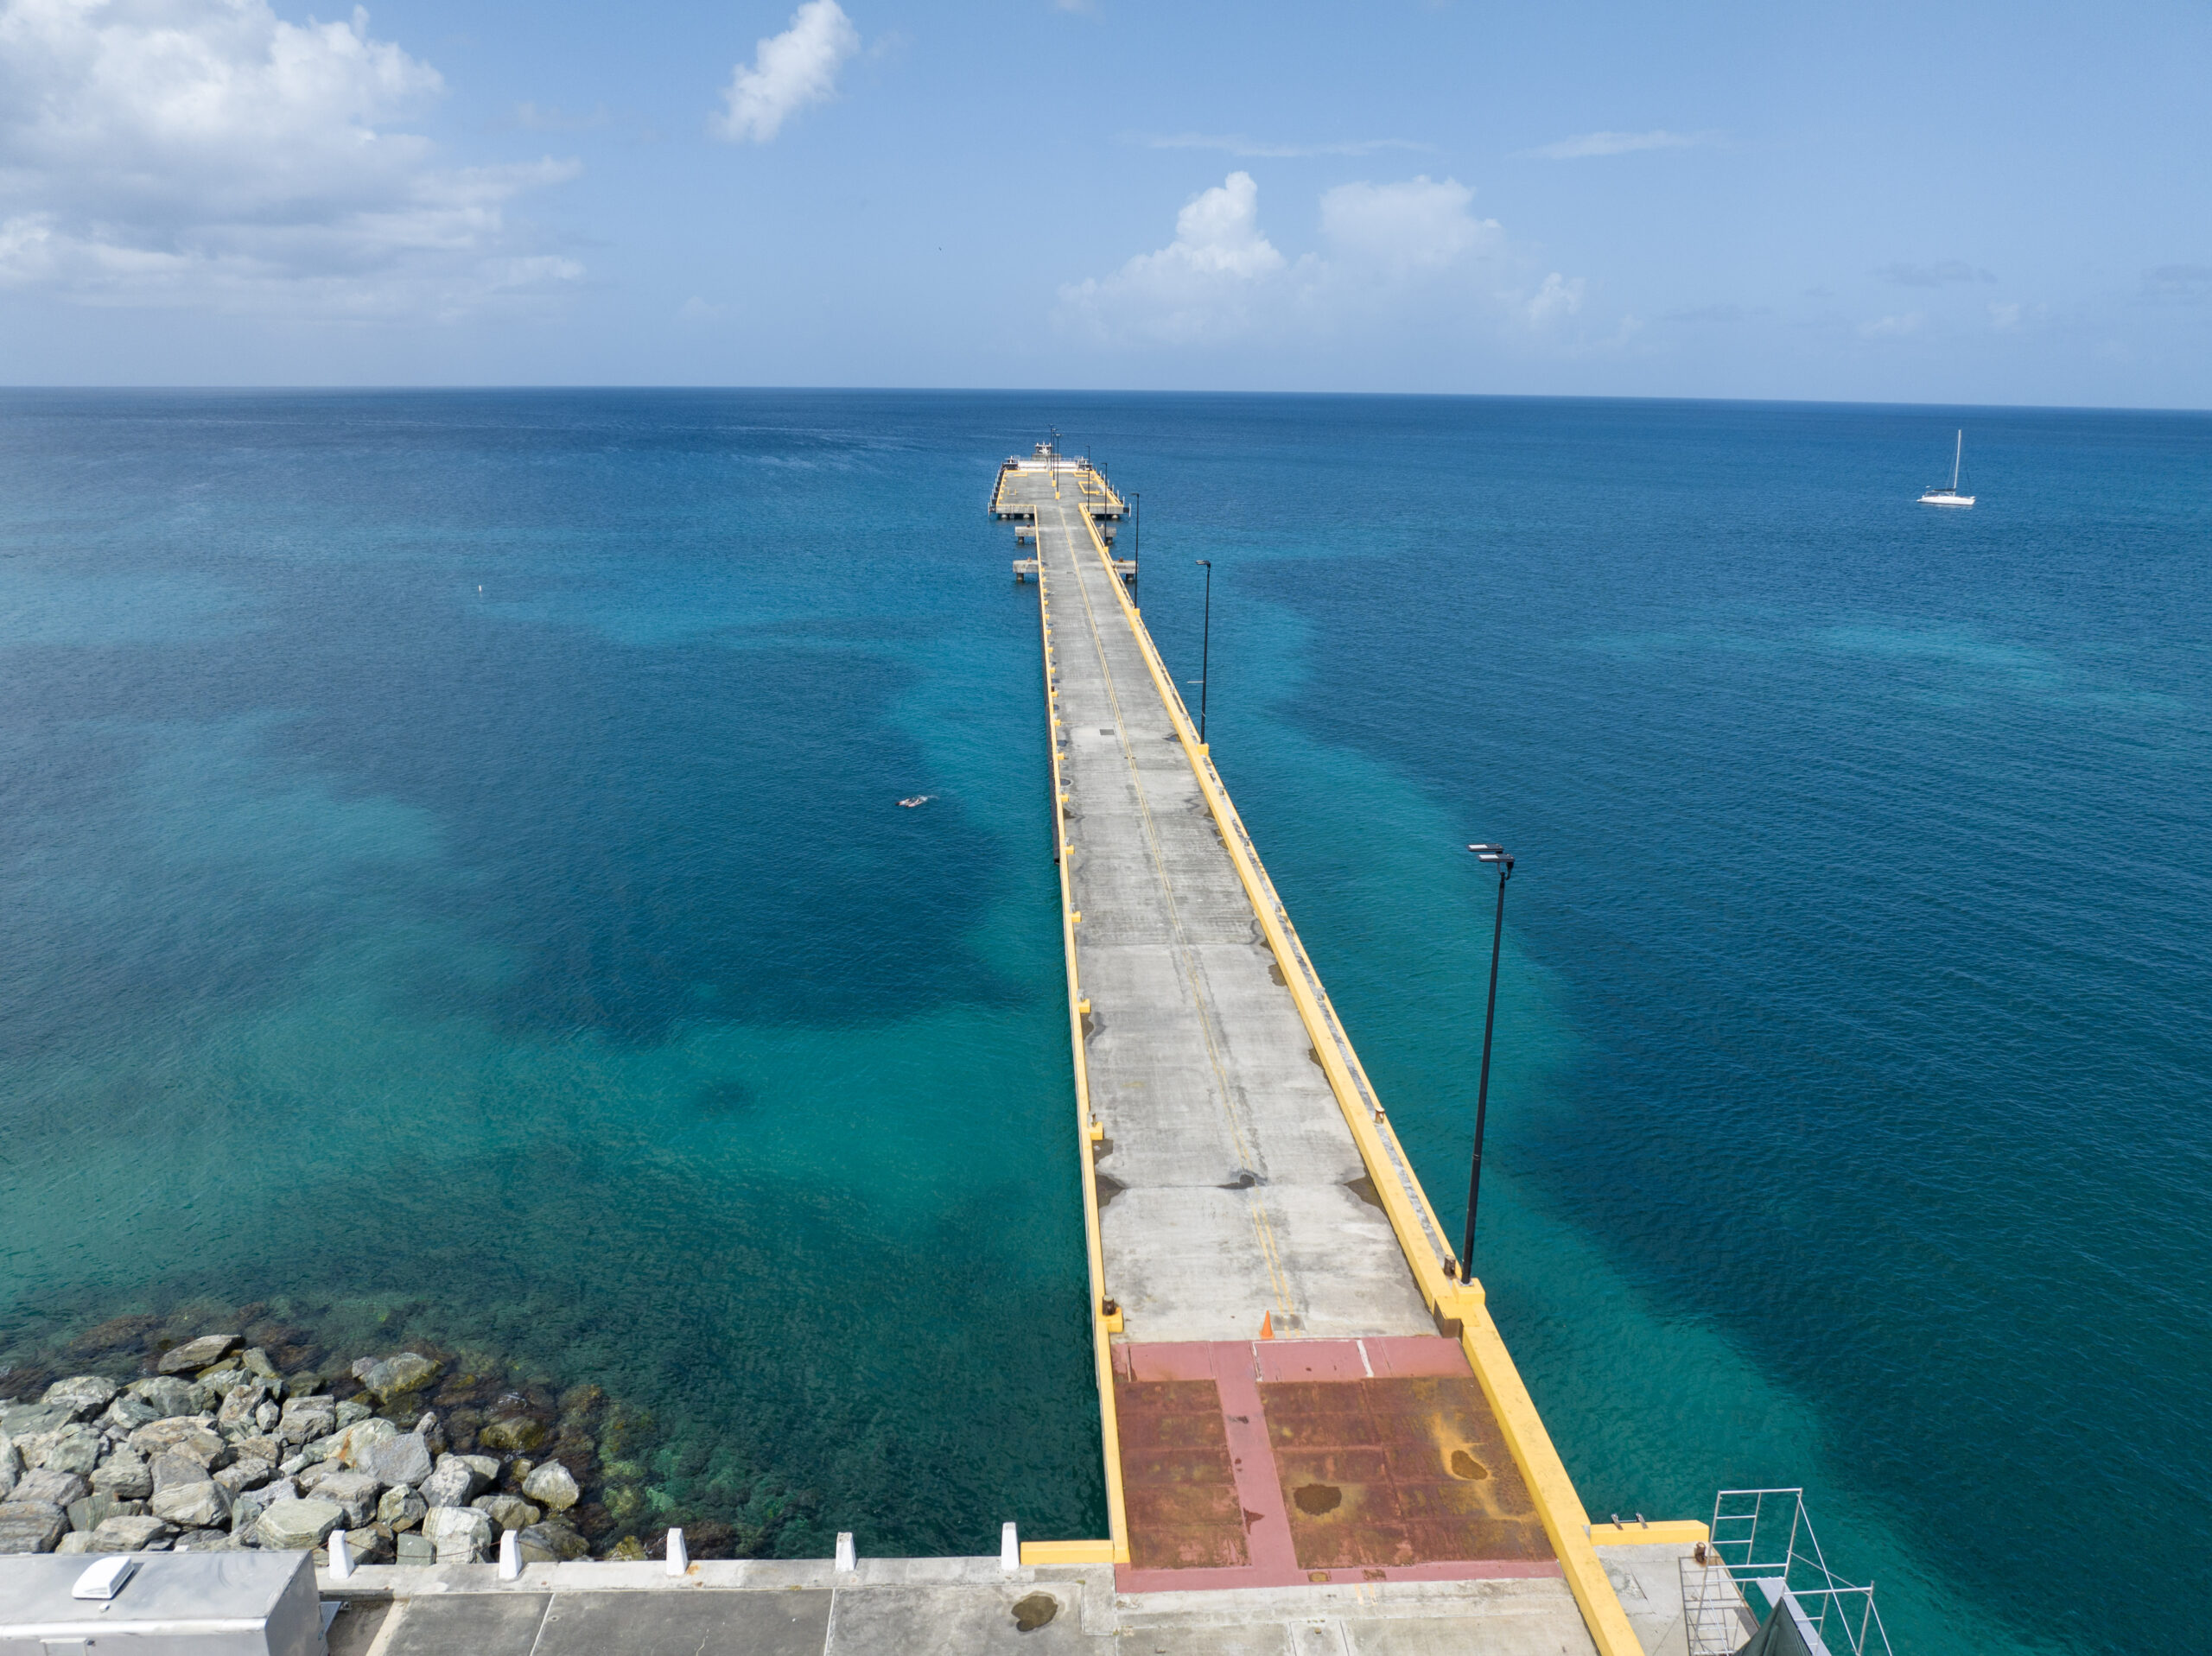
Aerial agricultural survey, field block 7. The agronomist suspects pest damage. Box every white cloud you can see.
[1522,272,1586,324]
[1859,311,1925,339]
[1057,171,1287,345]
[1525,129,1712,160]
[1058,170,1610,358]
[1319,175,1496,275]
[714,0,859,143]
[0,0,580,317]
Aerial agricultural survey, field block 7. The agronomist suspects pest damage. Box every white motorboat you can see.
[1919,429,1974,506]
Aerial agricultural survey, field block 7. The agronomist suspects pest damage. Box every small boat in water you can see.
[1920,429,1975,506]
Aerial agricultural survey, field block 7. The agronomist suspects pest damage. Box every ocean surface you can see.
[2,390,2204,1651]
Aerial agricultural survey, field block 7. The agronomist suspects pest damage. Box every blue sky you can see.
[2,0,2207,403]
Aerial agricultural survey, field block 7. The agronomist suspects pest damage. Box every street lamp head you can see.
[1195,558,1211,568]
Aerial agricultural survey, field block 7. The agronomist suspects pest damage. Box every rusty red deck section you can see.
[1111,1336,1559,1592]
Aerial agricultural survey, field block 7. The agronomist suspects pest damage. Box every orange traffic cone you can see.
[1259,1311,1274,1340]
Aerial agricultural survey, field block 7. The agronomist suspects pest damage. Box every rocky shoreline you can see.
[0,1323,690,1564]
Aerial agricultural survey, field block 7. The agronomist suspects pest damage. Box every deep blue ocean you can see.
[2,390,2204,1652]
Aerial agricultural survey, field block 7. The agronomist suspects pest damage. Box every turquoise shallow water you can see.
[2,391,2206,1651]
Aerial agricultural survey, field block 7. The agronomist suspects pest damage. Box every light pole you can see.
[1193,559,1212,743]
[1459,842,1515,1283]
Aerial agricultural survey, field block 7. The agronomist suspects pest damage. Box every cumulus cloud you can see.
[1523,272,1586,324]
[1525,129,1710,160]
[0,0,580,316]
[1057,171,1287,345]
[1859,311,1925,339]
[1319,175,1495,275]
[1878,259,1995,287]
[715,0,859,143]
[1058,170,1598,355]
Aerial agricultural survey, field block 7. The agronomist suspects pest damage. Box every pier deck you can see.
[994,450,1657,1653]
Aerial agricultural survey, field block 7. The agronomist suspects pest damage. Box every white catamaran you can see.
[1920,429,1974,507]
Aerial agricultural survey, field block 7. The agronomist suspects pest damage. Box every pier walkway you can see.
[991,447,1676,1653]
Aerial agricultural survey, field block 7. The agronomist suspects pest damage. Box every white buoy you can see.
[327,1529,353,1582]
[497,1529,521,1582]
[665,1527,688,1576]
[835,1532,856,1573]
[1000,1521,1020,1573]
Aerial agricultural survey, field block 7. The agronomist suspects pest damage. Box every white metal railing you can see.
[1688,1489,1893,1656]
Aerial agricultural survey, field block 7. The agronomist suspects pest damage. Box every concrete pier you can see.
[991,443,1689,1653]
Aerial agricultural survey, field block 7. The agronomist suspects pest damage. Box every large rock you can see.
[214,1381,270,1437]
[24,1423,103,1475]
[255,1497,343,1551]
[315,1470,380,1528]
[149,1478,232,1530]
[365,1431,433,1488]
[470,1494,540,1532]
[101,1393,160,1432]
[519,1461,579,1513]
[334,1400,372,1430]
[130,1419,227,1466]
[91,1452,153,1501]
[351,1353,442,1402]
[214,1457,274,1495]
[230,1479,295,1539]
[240,1348,282,1382]
[477,1414,546,1454]
[329,1416,398,1469]
[276,1395,335,1446]
[0,1501,67,1553]
[0,1401,74,1439]
[150,1450,213,1494]
[124,1377,198,1418]
[394,1531,435,1565]
[377,1486,427,1532]
[15,1469,89,1509]
[516,1520,590,1564]
[422,1503,493,1563]
[157,1335,240,1376]
[41,1376,120,1420]
[0,1440,18,1499]
[87,1513,175,1553]
[65,1492,115,1533]
[419,1454,487,1509]
[230,1435,284,1469]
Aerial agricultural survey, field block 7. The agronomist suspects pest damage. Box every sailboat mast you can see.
[1953,429,1962,492]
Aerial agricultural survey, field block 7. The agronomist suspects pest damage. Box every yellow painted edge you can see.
[1588,1520,1709,1546]
[1072,506,1638,1654]
[1020,1539,1118,1566]
[1035,540,1134,1568]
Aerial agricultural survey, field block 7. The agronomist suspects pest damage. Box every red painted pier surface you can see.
[1111,1336,1559,1593]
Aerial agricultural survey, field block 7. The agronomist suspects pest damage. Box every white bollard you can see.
[665,1527,688,1577]
[1000,1522,1020,1574]
[497,1529,521,1582]
[834,1532,856,1573]
[327,1530,353,1582]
